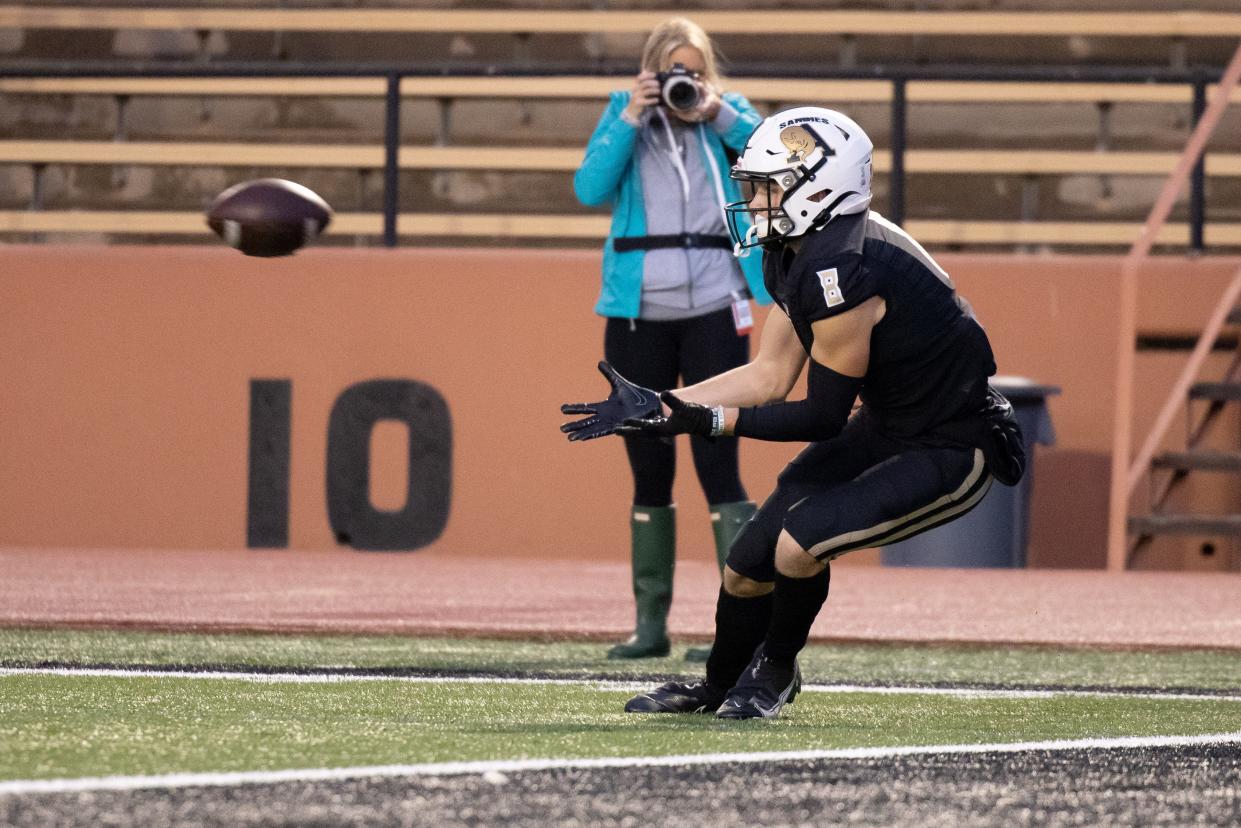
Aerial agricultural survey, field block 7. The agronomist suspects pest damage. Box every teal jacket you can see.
[574,90,772,318]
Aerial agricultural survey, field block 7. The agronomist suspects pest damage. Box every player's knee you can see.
[775,530,826,578]
[722,566,773,598]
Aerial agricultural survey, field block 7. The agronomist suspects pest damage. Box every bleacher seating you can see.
[1,4,1239,249]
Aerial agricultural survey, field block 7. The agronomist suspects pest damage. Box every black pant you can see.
[604,307,750,508]
[727,409,993,582]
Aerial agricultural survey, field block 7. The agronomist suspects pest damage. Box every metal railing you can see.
[0,60,1229,248]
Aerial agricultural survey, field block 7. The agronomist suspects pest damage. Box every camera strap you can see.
[611,233,732,253]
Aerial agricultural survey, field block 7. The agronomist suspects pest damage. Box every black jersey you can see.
[762,210,996,436]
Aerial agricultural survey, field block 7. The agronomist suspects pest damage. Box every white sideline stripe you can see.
[2,731,1239,797]
[3,666,1241,703]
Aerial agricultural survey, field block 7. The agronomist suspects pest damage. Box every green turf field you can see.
[2,628,1240,782]
[5,628,1241,688]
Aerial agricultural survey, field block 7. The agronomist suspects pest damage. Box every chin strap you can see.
[733,224,760,258]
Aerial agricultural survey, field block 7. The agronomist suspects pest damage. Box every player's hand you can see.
[616,391,716,438]
[560,361,661,442]
[623,71,660,122]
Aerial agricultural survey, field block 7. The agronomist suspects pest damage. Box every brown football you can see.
[205,178,333,257]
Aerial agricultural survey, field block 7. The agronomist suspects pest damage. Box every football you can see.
[205,178,333,257]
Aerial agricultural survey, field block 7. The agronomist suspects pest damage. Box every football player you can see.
[562,106,1023,719]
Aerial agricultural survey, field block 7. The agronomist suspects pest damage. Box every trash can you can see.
[881,376,1060,568]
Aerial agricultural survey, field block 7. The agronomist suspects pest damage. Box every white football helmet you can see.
[726,106,874,251]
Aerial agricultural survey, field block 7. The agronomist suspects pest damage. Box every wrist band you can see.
[710,405,726,437]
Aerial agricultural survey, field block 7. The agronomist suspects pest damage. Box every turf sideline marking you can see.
[2,731,1239,796]
[2,666,1240,704]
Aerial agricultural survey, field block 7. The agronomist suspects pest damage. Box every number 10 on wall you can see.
[247,379,452,551]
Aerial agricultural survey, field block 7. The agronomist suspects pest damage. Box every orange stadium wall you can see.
[1,246,1238,569]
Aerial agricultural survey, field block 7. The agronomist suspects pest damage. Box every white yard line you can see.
[2,665,1240,703]
[802,682,1241,703]
[1,731,1239,796]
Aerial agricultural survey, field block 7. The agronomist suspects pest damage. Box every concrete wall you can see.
[1,246,1237,568]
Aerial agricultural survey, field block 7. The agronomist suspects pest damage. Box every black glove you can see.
[616,390,717,438]
[560,361,661,442]
[980,387,1026,486]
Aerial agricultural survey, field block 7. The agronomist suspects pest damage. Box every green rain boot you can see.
[685,500,757,663]
[608,505,675,659]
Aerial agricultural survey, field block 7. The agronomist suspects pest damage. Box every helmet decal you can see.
[779,125,815,163]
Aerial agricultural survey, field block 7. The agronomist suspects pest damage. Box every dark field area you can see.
[4,743,1239,827]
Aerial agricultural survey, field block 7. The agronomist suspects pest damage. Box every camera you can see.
[655,63,702,111]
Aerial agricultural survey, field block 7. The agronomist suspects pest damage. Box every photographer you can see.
[572,17,771,660]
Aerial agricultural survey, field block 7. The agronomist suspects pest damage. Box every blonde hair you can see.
[639,17,724,86]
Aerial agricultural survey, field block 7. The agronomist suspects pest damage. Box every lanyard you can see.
[657,112,691,202]
[656,111,730,230]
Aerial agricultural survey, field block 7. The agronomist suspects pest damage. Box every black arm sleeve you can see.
[733,361,862,442]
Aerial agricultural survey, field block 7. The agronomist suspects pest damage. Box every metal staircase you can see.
[1127,306,1241,564]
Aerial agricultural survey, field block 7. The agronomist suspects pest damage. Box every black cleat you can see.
[623,681,726,714]
[715,645,801,720]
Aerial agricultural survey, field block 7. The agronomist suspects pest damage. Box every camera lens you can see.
[663,77,700,111]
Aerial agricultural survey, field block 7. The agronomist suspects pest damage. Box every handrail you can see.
[1105,40,1241,573]
[0,60,1230,247]
[1126,268,1241,493]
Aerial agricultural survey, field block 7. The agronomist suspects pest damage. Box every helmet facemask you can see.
[726,164,824,254]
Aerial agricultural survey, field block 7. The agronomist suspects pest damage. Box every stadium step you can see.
[1188,382,1241,402]
[1151,450,1241,472]
[1128,514,1241,536]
